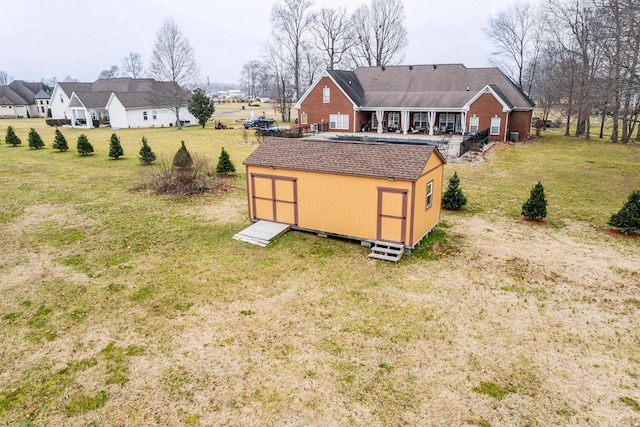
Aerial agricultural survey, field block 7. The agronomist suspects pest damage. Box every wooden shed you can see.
[242,138,445,254]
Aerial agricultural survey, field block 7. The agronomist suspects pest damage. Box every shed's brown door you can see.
[251,174,298,225]
[377,188,407,244]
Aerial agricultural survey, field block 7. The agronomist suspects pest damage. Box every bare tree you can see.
[122,52,145,78]
[547,0,606,138]
[350,0,408,67]
[240,61,264,98]
[40,76,57,87]
[485,2,545,95]
[300,41,324,88]
[98,65,120,79]
[311,7,354,70]
[271,0,315,100]
[150,18,198,129]
[63,76,78,82]
[264,43,295,122]
[0,71,12,86]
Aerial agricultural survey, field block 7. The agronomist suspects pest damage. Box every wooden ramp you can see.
[233,221,291,247]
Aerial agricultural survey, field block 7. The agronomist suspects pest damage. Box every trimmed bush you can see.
[5,126,21,147]
[52,129,69,152]
[76,134,94,156]
[173,141,193,169]
[442,172,467,210]
[28,128,45,149]
[521,182,547,220]
[609,190,640,234]
[139,137,156,165]
[215,147,236,174]
[108,133,124,159]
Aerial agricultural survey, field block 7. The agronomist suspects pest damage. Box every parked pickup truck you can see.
[244,116,276,129]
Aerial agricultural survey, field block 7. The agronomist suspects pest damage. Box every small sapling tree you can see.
[215,147,236,174]
[5,126,21,147]
[76,134,94,156]
[28,128,45,149]
[52,129,69,152]
[442,172,467,210]
[173,140,193,169]
[108,133,124,159]
[608,190,640,234]
[521,181,547,220]
[139,137,156,165]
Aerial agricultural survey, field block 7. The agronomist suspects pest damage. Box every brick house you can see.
[295,64,535,142]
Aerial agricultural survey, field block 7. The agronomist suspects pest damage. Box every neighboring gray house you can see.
[0,80,51,118]
[49,78,196,128]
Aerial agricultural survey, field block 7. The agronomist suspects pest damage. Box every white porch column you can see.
[461,111,467,134]
[376,109,384,134]
[428,111,436,136]
[401,110,410,134]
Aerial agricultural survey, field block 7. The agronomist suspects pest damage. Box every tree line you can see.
[240,0,408,122]
[485,0,640,142]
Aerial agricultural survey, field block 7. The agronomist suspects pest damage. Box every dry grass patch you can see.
[1,120,640,425]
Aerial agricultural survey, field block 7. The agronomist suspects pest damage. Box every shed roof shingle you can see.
[243,138,442,181]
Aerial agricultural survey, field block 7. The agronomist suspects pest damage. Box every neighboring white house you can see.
[50,78,196,129]
[0,80,51,118]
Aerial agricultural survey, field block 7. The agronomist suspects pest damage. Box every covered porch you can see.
[358,109,470,136]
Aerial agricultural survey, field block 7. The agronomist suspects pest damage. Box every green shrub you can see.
[76,134,94,156]
[215,147,236,174]
[5,126,21,147]
[442,172,467,210]
[521,182,547,220]
[52,129,69,152]
[108,133,124,159]
[609,190,640,234]
[139,137,156,165]
[173,141,193,169]
[28,128,45,149]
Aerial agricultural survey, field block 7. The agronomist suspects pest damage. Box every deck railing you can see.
[460,128,489,157]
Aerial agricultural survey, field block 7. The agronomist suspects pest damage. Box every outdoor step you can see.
[233,234,269,247]
[372,240,405,250]
[371,246,404,255]
[368,252,402,262]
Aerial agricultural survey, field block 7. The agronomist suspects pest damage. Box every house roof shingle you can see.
[326,64,535,110]
[243,138,442,181]
[59,78,188,110]
[0,80,50,106]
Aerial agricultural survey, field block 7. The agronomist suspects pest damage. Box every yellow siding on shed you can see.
[411,154,445,245]
[246,154,444,247]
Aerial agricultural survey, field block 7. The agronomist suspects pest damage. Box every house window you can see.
[60,95,63,103]
[413,113,428,129]
[152,111,157,120]
[41,107,45,113]
[143,111,148,121]
[469,116,479,134]
[490,117,501,135]
[323,87,330,103]
[39,100,43,105]
[329,113,348,130]
[426,181,433,209]
[439,113,457,133]
[300,112,308,125]
[388,112,399,126]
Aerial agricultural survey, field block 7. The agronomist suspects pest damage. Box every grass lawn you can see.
[0,118,639,426]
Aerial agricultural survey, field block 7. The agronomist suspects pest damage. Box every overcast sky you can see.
[2,0,538,86]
